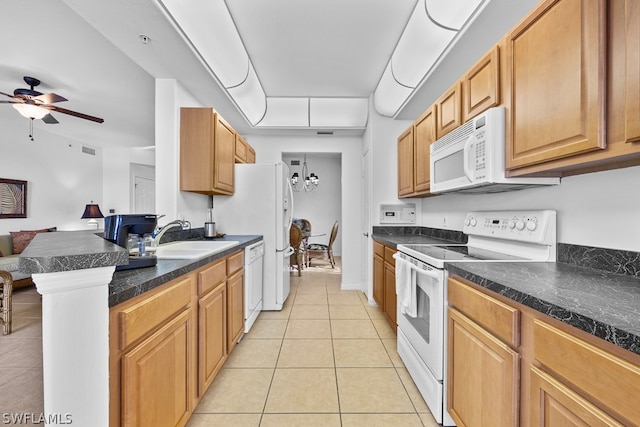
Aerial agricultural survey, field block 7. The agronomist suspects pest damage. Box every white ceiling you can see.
[0,0,537,148]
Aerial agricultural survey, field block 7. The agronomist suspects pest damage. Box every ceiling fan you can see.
[1,76,104,124]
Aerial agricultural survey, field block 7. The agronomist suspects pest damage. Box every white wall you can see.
[155,79,209,227]
[102,147,155,216]
[0,120,104,234]
[282,153,342,255]
[247,135,362,289]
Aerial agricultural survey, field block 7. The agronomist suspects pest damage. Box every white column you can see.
[33,266,114,426]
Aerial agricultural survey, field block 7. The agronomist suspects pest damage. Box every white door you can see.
[361,148,371,298]
[134,175,155,214]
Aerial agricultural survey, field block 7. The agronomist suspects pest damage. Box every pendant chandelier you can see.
[291,155,319,192]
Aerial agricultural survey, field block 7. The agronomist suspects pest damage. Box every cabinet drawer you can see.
[448,277,519,347]
[533,320,640,424]
[118,275,194,350]
[373,241,385,258]
[227,250,244,275]
[384,246,396,264]
[198,259,226,296]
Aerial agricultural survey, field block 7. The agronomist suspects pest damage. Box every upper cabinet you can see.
[462,45,501,122]
[623,0,640,144]
[234,134,256,164]
[505,0,607,172]
[180,108,236,195]
[435,82,462,139]
[397,106,437,199]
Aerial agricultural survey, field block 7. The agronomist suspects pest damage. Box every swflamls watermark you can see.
[2,413,72,425]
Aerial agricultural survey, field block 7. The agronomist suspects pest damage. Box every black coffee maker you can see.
[104,214,158,271]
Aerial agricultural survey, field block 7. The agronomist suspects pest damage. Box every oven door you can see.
[396,260,445,381]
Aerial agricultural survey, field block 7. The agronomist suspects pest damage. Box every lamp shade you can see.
[81,203,104,219]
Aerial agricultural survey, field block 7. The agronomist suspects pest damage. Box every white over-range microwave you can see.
[430,107,559,194]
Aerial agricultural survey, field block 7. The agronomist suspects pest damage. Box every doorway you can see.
[282,153,342,274]
[131,163,156,214]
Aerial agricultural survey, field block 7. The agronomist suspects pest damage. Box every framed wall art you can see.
[0,178,27,218]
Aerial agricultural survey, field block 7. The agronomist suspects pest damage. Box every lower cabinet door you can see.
[198,282,227,395]
[529,365,624,427]
[227,269,244,353]
[373,254,384,308]
[384,262,397,327]
[122,309,194,427]
[447,308,519,427]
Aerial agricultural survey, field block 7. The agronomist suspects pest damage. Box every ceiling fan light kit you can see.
[1,76,105,135]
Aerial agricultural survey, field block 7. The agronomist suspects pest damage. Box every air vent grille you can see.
[82,146,96,156]
[291,160,301,166]
[317,131,334,135]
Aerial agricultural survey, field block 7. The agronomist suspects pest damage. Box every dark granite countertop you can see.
[19,230,129,274]
[372,226,466,248]
[108,235,261,307]
[18,231,262,308]
[447,262,640,355]
[372,227,640,355]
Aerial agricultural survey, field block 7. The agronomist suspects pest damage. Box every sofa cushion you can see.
[10,231,40,254]
[0,255,19,271]
[0,235,12,257]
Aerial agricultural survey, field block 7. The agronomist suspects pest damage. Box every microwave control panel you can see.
[380,204,416,224]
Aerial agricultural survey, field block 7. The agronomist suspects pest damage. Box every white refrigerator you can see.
[214,162,294,310]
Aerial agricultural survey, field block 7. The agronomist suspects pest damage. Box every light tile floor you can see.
[0,258,440,427]
[0,283,44,425]
[188,258,439,427]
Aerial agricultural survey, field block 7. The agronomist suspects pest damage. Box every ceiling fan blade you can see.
[46,105,104,123]
[34,93,68,104]
[0,91,17,99]
[42,113,59,124]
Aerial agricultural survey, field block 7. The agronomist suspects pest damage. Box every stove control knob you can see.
[464,218,470,226]
[526,220,537,231]
[470,218,477,227]
[516,220,525,230]
[508,220,516,229]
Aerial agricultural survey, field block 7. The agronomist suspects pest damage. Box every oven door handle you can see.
[393,253,441,280]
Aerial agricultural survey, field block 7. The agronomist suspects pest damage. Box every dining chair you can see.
[307,220,339,268]
[289,223,304,276]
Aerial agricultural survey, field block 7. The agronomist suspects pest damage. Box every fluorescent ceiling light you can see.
[258,98,309,127]
[374,0,485,118]
[309,98,369,128]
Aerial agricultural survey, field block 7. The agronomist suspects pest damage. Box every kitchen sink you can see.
[154,240,240,259]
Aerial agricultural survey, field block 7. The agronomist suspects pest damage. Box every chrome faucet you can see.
[152,219,191,246]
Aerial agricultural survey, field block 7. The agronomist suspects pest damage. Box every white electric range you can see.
[394,210,557,426]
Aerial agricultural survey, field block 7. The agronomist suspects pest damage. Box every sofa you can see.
[0,228,56,289]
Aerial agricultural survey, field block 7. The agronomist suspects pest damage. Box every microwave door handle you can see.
[463,135,474,182]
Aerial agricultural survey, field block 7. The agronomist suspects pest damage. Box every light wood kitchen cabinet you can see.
[180,107,235,195]
[625,1,640,144]
[373,241,385,308]
[383,246,397,327]
[234,134,256,164]
[226,250,245,353]
[197,259,227,396]
[372,240,397,330]
[462,45,501,122]
[448,275,640,427]
[397,126,415,197]
[435,81,462,139]
[397,106,437,199]
[447,277,520,427]
[529,318,640,426]
[505,0,607,173]
[110,274,198,427]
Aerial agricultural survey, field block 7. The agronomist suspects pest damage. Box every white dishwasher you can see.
[244,241,264,333]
